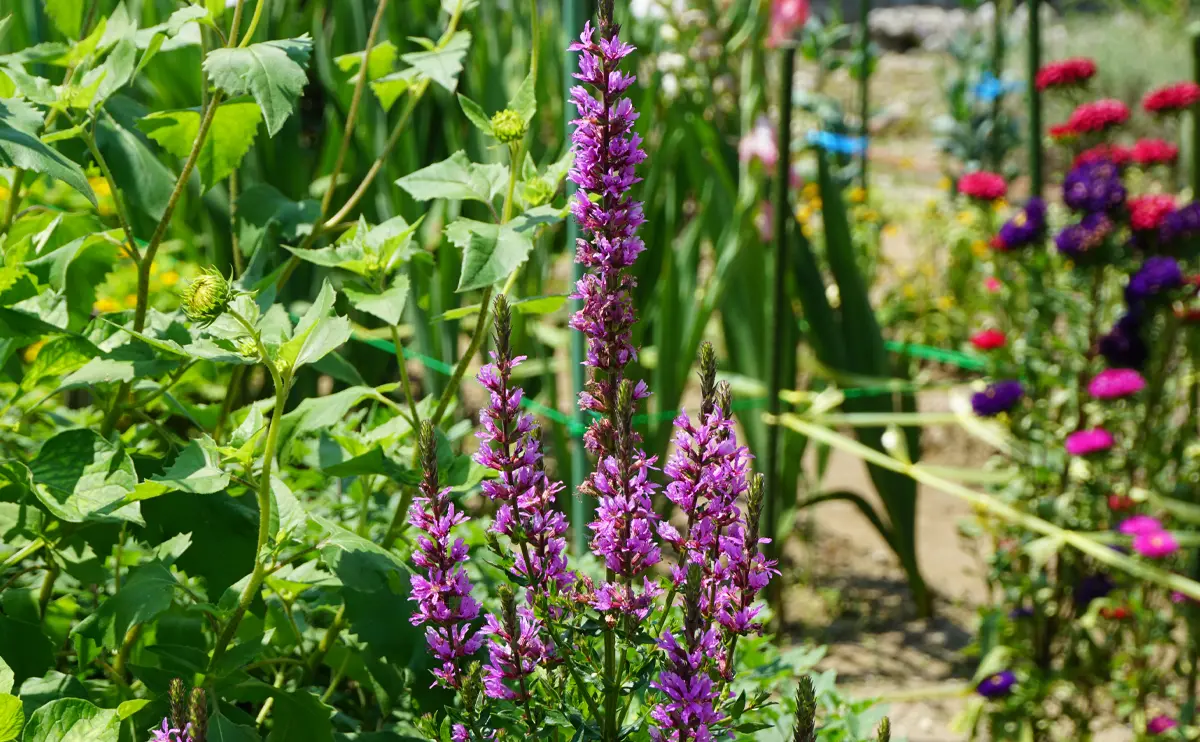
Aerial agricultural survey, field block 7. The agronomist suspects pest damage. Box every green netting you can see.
[352,331,985,436]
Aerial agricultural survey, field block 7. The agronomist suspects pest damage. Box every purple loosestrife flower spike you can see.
[589,379,663,618]
[876,718,892,742]
[482,584,550,702]
[187,688,207,742]
[717,473,778,640]
[409,421,482,689]
[168,678,187,731]
[568,17,649,459]
[474,295,573,593]
[650,564,725,742]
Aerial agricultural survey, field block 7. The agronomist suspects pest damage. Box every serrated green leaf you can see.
[395,150,506,204]
[72,561,175,648]
[0,694,21,742]
[92,38,136,108]
[322,446,418,485]
[334,40,396,81]
[0,98,96,205]
[277,281,351,371]
[114,700,148,721]
[96,99,175,220]
[20,335,98,390]
[210,709,259,742]
[151,435,229,494]
[19,699,118,742]
[400,31,469,92]
[344,279,408,326]
[236,183,319,258]
[30,429,139,524]
[445,210,551,292]
[0,658,11,695]
[457,94,493,135]
[203,36,313,136]
[23,231,122,330]
[138,100,262,191]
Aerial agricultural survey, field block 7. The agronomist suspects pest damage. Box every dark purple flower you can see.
[408,425,482,689]
[1161,201,1200,244]
[971,380,1024,417]
[1074,573,1114,608]
[1126,256,1183,304]
[1062,160,1126,214]
[976,671,1017,698]
[1098,312,1149,370]
[1055,212,1114,260]
[993,198,1047,251]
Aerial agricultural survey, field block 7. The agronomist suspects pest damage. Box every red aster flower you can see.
[1048,122,1077,141]
[1074,143,1131,169]
[1035,57,1097,91]
[1100,605,1132,620]
[1129,194,1177,232]
[1131,138,1180,166]
[1143,82,1200,115]
[1107,494,1135,511]
[970,328,1006,351]
[1068,99,1130,134]
[958,171,1007,201]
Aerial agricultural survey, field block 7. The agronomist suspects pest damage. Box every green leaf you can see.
[0,618,53,691]
[138,101,262,191]
[92,39,136,108]
[277,281,352,371]
[0,99,95,205]
[72,562,175,648]
[19,698,118,742]
[20,336,98,390]
[210,709,260,742]
[151,435,229,494]
[96,102,175,220]
[114,700,148,721]
[264,690,333,742]
[281,386,388,438]
[0,694,21,742]
[322,446,418,485]
[395,150,506,204]
[334,41,397,81]
[0,658,12,695]
[236,183,319,258]
[457,94,493,135]
[445,217,536,292]
[23,231,121,330]
[203,36,313,136]
[29,429,139,524]
[344,279,408,326]
[44,0,83,38]
[401,31,470,92]
[369,67,419,112]
[507,70,535,124]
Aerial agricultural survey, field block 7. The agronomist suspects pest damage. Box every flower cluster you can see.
[958,171,1007,201]
[1035,57,1096,91]
[992,198,1047,251]
[1075,143,1131,169]
[1065,99,1130,134]
[650,567,724,742]
[1118,516,1179,559]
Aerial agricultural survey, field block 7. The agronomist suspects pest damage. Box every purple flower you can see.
[971,380,1024,417]
[568,19,647,451]
[408,424,482,689]
[976,671,1016,699]
[587,450,664,614]
[993,198,1047,250]
[1074,573,1114,608]
[1133,531,1179,559]
[1009,606,1034,619]
[1055,212,1113,260]
[1062,160,1126,214]
[1119,515,1165,535]
[474,298,573,594]
[1161,201,1200,244]
[1088,368,1146,399]
[1148,716,1179,735]
[1098,312,1148,370]
[150,719,193,742]
[651,568,726,742]
[1065,428,1115,456]
[1126,256,1183,304]
[482,599,551,701]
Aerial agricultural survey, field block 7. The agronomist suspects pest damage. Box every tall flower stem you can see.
[764,44,796,624]
[1027,0,1043,197]
[208,311,289,675]
[1192,25,1200,196]
[857,0,871,194]
[1130,313,1183,484]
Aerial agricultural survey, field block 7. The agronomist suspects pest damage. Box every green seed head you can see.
[491,109,527,144]
[181,269,232,327]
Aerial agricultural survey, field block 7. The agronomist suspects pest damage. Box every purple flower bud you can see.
[970,380,1024,417]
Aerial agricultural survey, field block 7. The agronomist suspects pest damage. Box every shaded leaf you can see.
[30,429,139,524]
[344,279,408,326]
[138,101,262,191]
[19,698,118,742]
[0,98,95,205]
[151,435,229,494]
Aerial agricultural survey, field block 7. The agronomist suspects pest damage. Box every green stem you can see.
[227,0,249,46]
[2,537,46,571]
[207,312,289,677]
[0,169,25,235]
[389,325,421,427]
[1027,0,1043,197]
[380,486,415,550]
[602,624,617,741]
[857,0,871,193]
[237,0,267,47]
[37,562,58,620]
[230,169,243,276]
[305,604,346,680]
[81,128,140,262]
[112,623,143,681]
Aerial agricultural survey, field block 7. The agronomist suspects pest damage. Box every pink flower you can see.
[1088,368,1146,399]
[1035,58,1097,91]
[739,116,778,168]
[970,328,1007,351]
[754,201,774,242]
[1133,531,1179,559]
[985,277,1001,293]
[1067,99,1130,133]
[767,0,810,47]
[1144,82,1200,115]
[1065,428,1114,456]
[958,171,1007,201]
[1131,138,1179,167]
[1118,515,1164,536]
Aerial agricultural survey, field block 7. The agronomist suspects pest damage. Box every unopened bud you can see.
[181,269,233,327]
[491,109,527,144]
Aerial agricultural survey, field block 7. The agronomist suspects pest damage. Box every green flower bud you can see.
[181,269,233,327]
[521,177,554,208]
[491,109,527,144]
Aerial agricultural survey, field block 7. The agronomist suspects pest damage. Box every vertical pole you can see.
[989,0,1008,171]
[565,0,592,556]
[858,0,871,194]
[765,45,796,623]
[1191,23,1200,196]
[1028,0,1043,198]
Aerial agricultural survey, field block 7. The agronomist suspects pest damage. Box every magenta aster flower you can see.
[150,719,193,742]
[1119,515,1165,536]
[474,297,573,594]
[1088,368,1146,399]
[1065,428,1115,456]
[409,424,482,688]
[1134,531,1180,559]
[1148,716,1179,735]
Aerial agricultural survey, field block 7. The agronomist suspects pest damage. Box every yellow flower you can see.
[161,270,180,287]
[883,224,899,237]
[919,263,936,278]
[94,297,119,313]
[899,156,915,170]
[0,186,9,202]
[860,208,878,223]
[23,340,45,363]
[971,239,989,258]
[938,176,952,191]
[801,224,814,239]
[992,198,1008,213]
[936,295,954,311]
[810,197,822,211]
[150,261,159,275]
[795,205,812,224]
[123,293,138,308]
[88,177,112,199]
[847,186,867,204]
[956,210,975,226]
[801,182,819,200]
[902,285,917,299]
